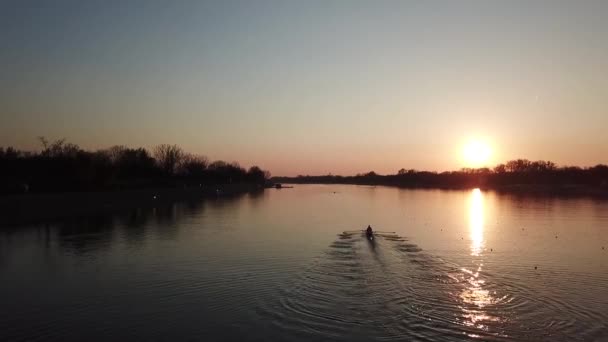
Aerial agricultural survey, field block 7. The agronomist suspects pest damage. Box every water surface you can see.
[1,185,607,341]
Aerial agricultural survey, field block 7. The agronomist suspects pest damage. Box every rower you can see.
[366,225,373,235]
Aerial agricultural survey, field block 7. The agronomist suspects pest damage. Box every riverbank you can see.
[489,183,608,197]
[273,177,608,199]
[0,183,263,226]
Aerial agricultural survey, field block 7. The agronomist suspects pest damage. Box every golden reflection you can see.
[469,188,484,256]
[458,188,501,334]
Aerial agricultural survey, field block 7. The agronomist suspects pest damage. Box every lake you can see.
[1,185,607,341]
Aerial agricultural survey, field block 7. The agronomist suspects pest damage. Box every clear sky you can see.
[1,0,607,176]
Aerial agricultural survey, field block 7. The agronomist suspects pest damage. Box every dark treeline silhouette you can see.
[273,159,608,195]
[0,137,270,194]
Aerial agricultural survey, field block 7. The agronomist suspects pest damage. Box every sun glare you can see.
[462,140,492,168]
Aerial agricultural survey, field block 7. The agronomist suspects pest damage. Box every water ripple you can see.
[255,232,608,341]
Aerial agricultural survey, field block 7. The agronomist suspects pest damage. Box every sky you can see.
[1,0,607,176]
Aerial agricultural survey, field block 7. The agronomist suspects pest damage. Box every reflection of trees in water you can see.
[0,232,11,270]
[116,208,152,247]
[50,194,246,254]
[184,199,206,215]
[246,189,266,209]
[151,204,181,240]
[0,193,249,255]
[493,191,606,219]
[248,188,265,200]
[152,204,179,224]
[57,216,116,254]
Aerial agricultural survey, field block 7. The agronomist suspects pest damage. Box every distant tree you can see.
[38,137,81,158]
[180,154,208,177]
[529,160,556,172]
[104,145,127,163]
[153,144,184,175]
[592,164,608,186]
[112,147,157,179]
[206,160,247,183]
[561,166,582,172]
[506,159,531,173]
[494,164,506,173]
[2,147,20,159]
[208,160,228,170]
[0,138,271,194]
[398,168,406,175]
[590,164,608,174]
[38,136,49,150]
[247,166,268,184]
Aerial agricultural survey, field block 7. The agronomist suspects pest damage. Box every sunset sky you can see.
[1,1,607,176]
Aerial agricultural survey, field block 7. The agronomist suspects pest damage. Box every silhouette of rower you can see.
[366,225,373,236]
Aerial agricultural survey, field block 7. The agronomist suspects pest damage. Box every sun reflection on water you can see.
[459,188,502,335]
[469,188,484,257]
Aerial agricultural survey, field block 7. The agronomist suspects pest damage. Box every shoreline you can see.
[3,182,607,227]
[275,180,608,198]
[0,183,263,226]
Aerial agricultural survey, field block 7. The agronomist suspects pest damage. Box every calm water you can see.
[1,185,607,341]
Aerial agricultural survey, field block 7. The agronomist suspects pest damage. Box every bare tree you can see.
[494,164,506,173]
[104,145,127,163]
[506,159,531,173]
[153,144,184,175]
[38,136,80,157]
[180,154,208,176]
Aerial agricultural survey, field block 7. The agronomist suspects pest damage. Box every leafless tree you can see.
[153,144,184,175]
[38,136,80,157]
[180,153,209,176]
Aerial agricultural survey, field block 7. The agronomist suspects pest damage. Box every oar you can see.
[342,230,396,234]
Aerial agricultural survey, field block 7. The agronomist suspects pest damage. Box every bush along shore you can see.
[273,160,608,197]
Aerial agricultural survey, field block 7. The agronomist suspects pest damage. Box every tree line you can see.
[274,159,608,191]
[0,137,270,194]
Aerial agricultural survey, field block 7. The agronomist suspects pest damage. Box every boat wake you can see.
[256,231,606,342]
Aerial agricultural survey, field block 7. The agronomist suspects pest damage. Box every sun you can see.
[462,139,492,168]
